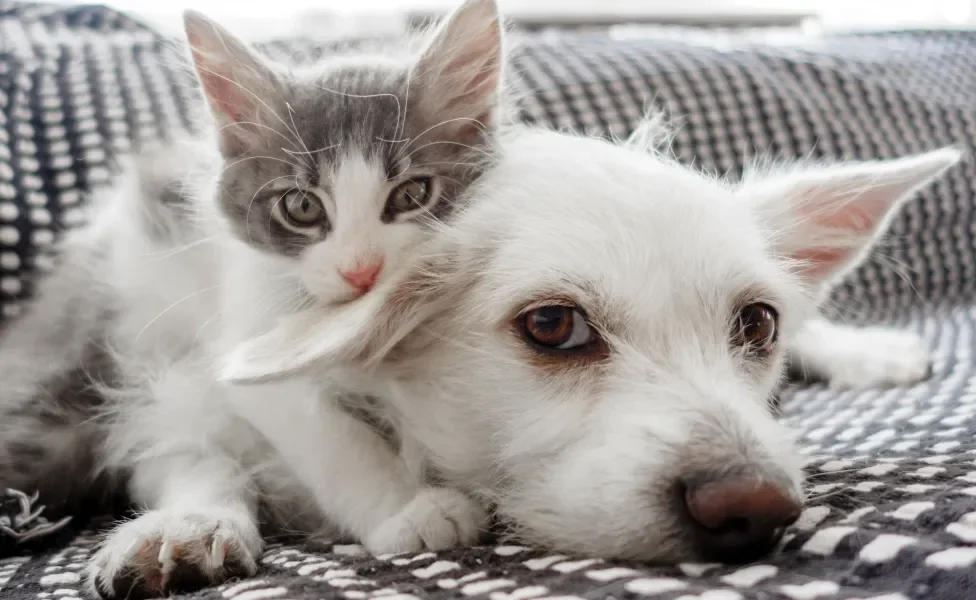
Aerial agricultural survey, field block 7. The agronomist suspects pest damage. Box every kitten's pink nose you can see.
[339,260,384,294]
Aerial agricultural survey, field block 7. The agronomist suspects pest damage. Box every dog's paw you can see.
[821,328,932,389]
[86,507,262,599]
[363,487,487,555]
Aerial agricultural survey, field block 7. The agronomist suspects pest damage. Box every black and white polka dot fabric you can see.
[3,2,976,599]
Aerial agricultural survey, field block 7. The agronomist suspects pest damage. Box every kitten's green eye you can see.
[282,190,326,227]
[385,177,435,216]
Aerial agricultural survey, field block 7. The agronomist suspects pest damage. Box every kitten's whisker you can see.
[309,83,415,166]
[267,195,285,233]
[141,236,217,262]
[284,102,315,170]
[310,86,402,102]
[400,138,495,164]
[219,153,302,178]
[194,65,303,153]
[245,175,298,244]
[392,116,497,163]
[408,161,482,169]
[283,143,340,157]
[215,120,296,152]
[394,74,409,148]
[135,285,223,342]
[190,312,222,349]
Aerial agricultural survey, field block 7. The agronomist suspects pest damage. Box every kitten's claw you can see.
[86,507,262,599]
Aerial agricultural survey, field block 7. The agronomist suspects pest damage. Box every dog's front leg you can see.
[226,381,486,554]
[788,316,932,389]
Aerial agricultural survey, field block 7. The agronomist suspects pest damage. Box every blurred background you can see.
[57,0,976,40]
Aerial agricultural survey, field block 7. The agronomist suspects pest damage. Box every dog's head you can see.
[222,123,960,562]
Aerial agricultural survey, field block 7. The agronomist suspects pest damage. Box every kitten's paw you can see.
[364,487,487,555]
[86,507,262,599]
[823,328,932,389]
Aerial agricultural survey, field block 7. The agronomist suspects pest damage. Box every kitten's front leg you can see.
[87,453,262,599]
[788,316,932,389]
[228,382,486,554]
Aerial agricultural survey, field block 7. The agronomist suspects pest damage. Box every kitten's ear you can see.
[219,257,453,385]
[412,0,505,141]
[741,148,963,292]
[183,10,283,157]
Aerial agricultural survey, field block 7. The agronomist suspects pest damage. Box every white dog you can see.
[225,122,960,563]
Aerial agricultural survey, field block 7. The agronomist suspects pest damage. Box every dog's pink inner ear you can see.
[789,186,895,277]
[792,248,851,280]
[803,192,886,234]
[772,148,963,282]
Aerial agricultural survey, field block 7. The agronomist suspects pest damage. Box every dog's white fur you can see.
[77,120,959,594]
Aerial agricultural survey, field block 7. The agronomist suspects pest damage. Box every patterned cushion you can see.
[2,2,976,599]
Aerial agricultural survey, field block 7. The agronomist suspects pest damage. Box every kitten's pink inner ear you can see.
[443,63,498,142]
[196,67,246,123]
[187,36,248,123]
[443,52,499,107]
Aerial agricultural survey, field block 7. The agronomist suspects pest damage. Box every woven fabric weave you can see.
[2,3,976,599]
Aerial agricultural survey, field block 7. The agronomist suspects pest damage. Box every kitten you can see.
[0,0,507,597]
[184,2,505,313]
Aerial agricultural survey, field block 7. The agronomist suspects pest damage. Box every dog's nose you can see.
[339,260,383,294]
[684,477,801,563]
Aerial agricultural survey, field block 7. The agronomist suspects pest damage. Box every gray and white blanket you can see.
[1,2,976,598]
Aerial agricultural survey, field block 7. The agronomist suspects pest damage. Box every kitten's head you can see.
[184,0,505,304]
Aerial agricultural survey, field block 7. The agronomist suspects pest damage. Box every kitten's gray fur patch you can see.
[0,212,121,514]
[215,54,500,258]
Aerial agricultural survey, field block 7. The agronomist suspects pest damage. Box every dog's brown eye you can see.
[521,306,593,350]
[386,177,435,216]
[734,303,778,352]
[282,190,326,227]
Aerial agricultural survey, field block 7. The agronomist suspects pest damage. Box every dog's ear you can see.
[183,10,284,157]
[741,148,963,288]
[219,255,455,385]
